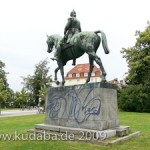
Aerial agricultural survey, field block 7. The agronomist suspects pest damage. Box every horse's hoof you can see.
[86,79,90,83]
[56,81,60,85]
[61,82,65,86]
[105,51,109,54]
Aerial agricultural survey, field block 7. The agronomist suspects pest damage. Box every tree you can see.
[14,88,29,109]
[0,60,15,108]
[121,24,150,85]
[6,88,15,107]
[0,60,9,89]
[0,79,8,115]
[119,23,150,112]
[0,60,14,112]
[22,59,52,105]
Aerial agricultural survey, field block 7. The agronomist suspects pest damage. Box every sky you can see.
[0,0,150,91]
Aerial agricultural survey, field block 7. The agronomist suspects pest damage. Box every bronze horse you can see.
[46,30,110,86]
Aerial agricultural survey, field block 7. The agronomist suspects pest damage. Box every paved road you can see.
[0,109,39,118]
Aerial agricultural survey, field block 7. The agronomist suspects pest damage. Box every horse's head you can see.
[46,35,54,53]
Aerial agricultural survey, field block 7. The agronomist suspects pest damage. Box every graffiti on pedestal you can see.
[47,87,101,124]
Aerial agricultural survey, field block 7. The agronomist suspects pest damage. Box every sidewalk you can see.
[0,109,38,118]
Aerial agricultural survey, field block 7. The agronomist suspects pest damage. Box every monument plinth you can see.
[35,82,120,134]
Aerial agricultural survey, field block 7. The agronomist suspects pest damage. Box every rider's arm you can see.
[64,18,72,35]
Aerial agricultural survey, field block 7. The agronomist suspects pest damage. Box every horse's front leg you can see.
[54,67,59,81]
[59,63,65,86]
[86,57,94,83]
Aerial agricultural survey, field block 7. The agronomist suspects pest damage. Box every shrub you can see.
[118,84,150,112]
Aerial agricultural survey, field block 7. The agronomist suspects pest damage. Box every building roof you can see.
[108,78,119,84]
[65,63,101,79]
[108,78,126,89]
[67,64,100,74]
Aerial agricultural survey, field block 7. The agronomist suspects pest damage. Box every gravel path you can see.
[0,109,38,118]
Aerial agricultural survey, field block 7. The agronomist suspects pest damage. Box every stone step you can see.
[27,128,140,145]
[115,126,130,137]
[35,124,116,139]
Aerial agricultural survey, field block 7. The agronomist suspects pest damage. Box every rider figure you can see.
[64,10,82,44]
[53,10,81,65]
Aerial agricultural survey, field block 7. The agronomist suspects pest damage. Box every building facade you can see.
[65,64,102,86]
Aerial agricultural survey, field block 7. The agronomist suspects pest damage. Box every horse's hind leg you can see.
[88,52,106,80]
[86,57,94,83]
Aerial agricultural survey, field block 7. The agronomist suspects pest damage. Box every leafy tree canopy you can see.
[121,24,150,85]
[22,59,52,105]
[0,60,9,89]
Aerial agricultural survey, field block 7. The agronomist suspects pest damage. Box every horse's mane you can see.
[51,34,62,41]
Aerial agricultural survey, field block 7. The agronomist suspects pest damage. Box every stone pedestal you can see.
[44,82,119,130]
[28,83,137,143]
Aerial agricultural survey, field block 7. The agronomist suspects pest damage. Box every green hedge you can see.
[118,84,150,112]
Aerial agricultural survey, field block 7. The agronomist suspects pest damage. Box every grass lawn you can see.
[0,112,150,150]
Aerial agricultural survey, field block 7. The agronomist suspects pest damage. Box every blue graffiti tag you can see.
[47,87,101,124]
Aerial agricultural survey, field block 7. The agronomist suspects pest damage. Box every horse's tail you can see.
[94,30,110,54]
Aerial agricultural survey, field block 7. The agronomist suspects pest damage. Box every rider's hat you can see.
[70,9,76,17]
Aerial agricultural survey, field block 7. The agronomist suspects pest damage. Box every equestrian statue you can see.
[46,10,110,86]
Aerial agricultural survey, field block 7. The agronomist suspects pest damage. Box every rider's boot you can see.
[72,59,76,65]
